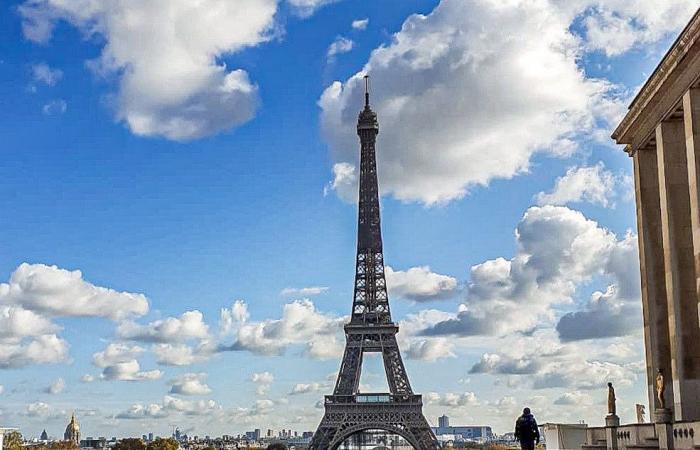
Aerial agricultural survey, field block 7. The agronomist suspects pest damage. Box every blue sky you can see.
[0,0,698,440]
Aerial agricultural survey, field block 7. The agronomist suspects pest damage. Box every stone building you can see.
[64,413,80,445]
[581,7,700,450]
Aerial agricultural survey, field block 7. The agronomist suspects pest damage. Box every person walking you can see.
[514,407,540,450]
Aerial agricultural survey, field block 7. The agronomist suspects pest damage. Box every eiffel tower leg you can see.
[334,344,363,395]
[309,412,336,450]
[381,334,412,395]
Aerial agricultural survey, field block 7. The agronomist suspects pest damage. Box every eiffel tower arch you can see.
[310,77,440,450]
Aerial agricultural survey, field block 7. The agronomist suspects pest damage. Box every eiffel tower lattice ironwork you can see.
[310,77,440,450]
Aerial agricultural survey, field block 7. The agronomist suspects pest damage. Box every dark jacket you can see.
[515,413,540,443]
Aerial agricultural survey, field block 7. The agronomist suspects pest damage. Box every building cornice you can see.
[612,8,700,155]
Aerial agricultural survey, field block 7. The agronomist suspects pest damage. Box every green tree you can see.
[115,438,146,450]
[2,431,23,450]
[146,438,178,450]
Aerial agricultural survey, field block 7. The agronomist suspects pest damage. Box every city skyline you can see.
[1,0,699,440]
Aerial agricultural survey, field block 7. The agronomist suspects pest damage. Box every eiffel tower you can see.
[310,77,439,450]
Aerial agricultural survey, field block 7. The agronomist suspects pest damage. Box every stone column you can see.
[633,148,674,415]
[679,87,700,420]
[657,118,700,421]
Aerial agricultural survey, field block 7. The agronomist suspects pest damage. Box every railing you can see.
[325,394,422,405]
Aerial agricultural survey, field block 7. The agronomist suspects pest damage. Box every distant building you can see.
[432,416,492,441]
[40,430,48,441]
[64,413,81,445]
[148,433,154,442]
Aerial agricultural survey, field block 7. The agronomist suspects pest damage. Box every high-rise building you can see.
[438,415,450,429]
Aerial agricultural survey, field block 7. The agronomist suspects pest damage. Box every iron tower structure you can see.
[310,77,439,450]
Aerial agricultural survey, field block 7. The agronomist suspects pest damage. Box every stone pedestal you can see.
[655,408,673,424]
[606,415,621,427]
[605,415,620,450]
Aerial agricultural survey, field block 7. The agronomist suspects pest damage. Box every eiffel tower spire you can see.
[310,77,439,450]
[352,75,391,325]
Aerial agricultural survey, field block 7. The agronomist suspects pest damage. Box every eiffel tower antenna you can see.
[310,77,439,450]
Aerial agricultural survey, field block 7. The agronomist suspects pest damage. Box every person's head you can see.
[523,407,531,415]
[608,382,613,387]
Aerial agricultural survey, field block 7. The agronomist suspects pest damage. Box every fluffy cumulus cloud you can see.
[536,163,618,207]
[573,0,698,56]
[19,0,279,141]
[425,391,479,407]
[251,371,274,396]
[116,403,167,420]
[117,311,209,343]
[218,300,345,358]
[319,0,626,205]
[0,263,148,320]
[469,353,540,375]
[385,266,458,302]
[403,338,455,361]
[168,373,212,396]
[420,206,640,337]
[92,343,162,381]
[327,36,354,59]
[0,334,69,369]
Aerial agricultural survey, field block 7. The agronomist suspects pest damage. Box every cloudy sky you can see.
[0,0,697,440]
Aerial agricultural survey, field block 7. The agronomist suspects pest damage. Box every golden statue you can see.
[607,382,616,415]
[656,369,665,409]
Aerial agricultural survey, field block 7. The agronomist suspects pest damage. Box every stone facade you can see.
[581,7,700,450]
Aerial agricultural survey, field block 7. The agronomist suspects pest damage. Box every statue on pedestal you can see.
[656,369,665,409]
[636,404,646,423]
[607,382,616,416]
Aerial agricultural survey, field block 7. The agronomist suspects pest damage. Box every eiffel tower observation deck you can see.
[310,77,439,450]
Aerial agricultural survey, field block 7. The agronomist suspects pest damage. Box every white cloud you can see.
[0,305,58,339]
[289,382,324,395]
[116,403,167,419]
[41,99,66,115]
[0,334,69,369]
[327,36,354,59]
[152,343,208,366]
[279,286,329,297]
[319,0,623,205]
[117,310,209,343]
[425,391,479,407]
[323,162,357,201]
[0,263,148,321]
[168,373,212,396]
[20,0,278,141]
[218,299,345,358]
[31,62,62,86]
[403,338,455,361]
[576,1,698,57]
[92,343,162,381]
[470,353,540,375]
[162,395,222,416]
[351,18,369,30]
[45,378,65,395]
[554,391,593,405]
[251,371,274,396]
[536,163,617,207]
[420,206,639,337]
[385,266,458,302]
[286,0,337,17]
[80,374,95,383]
